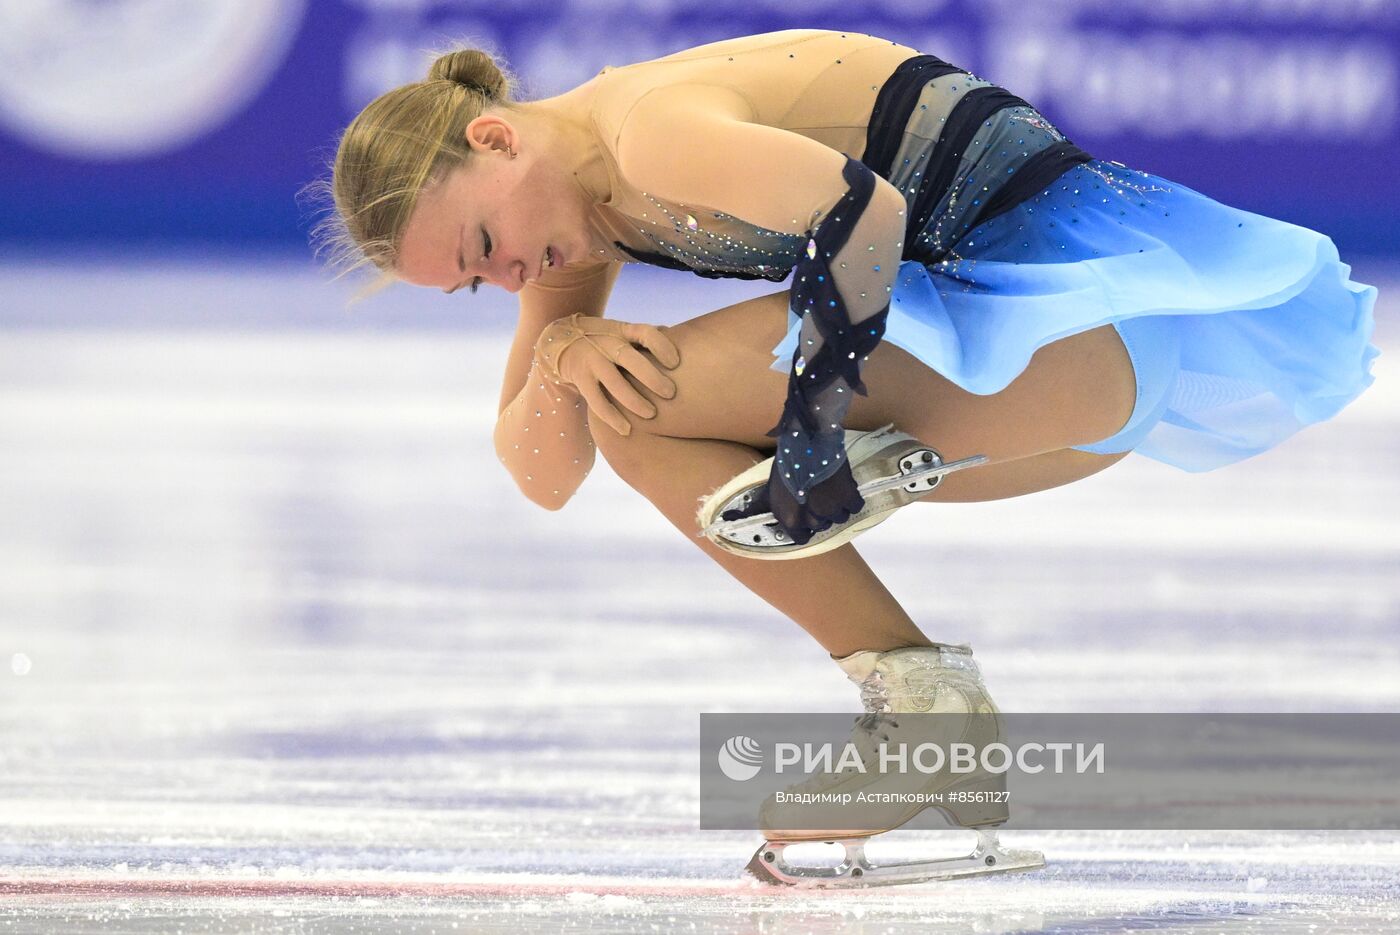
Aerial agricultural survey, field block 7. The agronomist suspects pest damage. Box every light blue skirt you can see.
[770,158,1381,473]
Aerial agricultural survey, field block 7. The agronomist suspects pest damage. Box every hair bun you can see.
[427,49,509,100]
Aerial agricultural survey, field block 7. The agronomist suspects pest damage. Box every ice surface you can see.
[0,264,1396,932]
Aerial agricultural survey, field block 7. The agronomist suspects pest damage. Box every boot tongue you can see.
[833,644,976,684]
[831,649,882,682]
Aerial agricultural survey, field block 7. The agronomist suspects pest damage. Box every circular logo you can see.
[0,0,305,160]
[717,735,763,781]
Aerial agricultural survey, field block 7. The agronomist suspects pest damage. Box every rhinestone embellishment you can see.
[612,192,807,277]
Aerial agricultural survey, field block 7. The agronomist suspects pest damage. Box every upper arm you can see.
[498,260,622,415]
[613,83,907,237]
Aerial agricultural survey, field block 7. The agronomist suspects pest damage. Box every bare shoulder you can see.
[609,83,759,196]
[592,73,753,144]
[590,28,906,140]
[591,80,753,190]
[613,29,836,70]
[628,83,755,127]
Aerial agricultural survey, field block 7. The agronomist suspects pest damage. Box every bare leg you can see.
[589,290,1137,656]
[592,426,935,656]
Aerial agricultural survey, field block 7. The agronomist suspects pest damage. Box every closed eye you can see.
[469,228,492,294]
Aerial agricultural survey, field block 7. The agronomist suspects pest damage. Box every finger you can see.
[626,323,681,369]
[579,381,631,435]
[614,344,677,400]
[597,362,658,420]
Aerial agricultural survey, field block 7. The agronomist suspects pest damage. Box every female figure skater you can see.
[314,29,1380,885]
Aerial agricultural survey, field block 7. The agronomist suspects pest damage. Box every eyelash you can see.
[469,229,491,294]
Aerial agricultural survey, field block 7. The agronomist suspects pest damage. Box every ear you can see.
[464,113,517,156]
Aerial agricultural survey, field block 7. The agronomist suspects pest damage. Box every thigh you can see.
[631,288,1138,464]
[912,446,1131,502]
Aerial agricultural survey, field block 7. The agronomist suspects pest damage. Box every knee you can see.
[586,399,627,449]
[586,401,655,482]
[591,322,701,441]
[589,406,691,503]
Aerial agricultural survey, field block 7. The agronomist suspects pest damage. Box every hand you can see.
[720,456,865,547]
[534,313,681,435]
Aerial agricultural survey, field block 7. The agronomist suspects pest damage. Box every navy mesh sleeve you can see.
[724,156,904,545]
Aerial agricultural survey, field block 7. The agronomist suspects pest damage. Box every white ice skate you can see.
[695,423,987,561]
[744,643,1046,888]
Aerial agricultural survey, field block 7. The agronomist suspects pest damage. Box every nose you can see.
[488,256,527,293]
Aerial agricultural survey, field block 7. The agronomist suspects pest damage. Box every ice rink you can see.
[1,259,1397,933]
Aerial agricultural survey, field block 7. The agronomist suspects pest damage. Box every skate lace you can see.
[851,670,900,744]
[780,655,990,797]
[783,672,899,796]
[857,670,894,716]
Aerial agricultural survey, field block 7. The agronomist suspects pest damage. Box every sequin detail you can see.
[608,192,810,282]
[761,156,894,545]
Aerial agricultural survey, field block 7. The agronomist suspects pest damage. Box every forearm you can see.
[759,157,904,543]
[493,356,597,510]
[771,159,902,482]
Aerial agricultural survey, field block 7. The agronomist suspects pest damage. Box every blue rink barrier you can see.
[0,0,1395,257]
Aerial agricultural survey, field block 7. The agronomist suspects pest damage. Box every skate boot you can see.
[695,423,987,561]
[745,642,1046,887]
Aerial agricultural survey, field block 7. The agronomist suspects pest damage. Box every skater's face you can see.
[396,108,599,295]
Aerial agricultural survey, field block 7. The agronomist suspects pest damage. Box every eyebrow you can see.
[444,223,467,294]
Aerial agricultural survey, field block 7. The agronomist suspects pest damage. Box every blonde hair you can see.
[304,46,522,294]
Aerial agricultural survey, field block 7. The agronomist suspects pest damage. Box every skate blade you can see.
[695,423,988,561]
[745,827,1045,888]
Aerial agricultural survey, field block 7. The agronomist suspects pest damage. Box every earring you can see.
[508,146,516,159]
